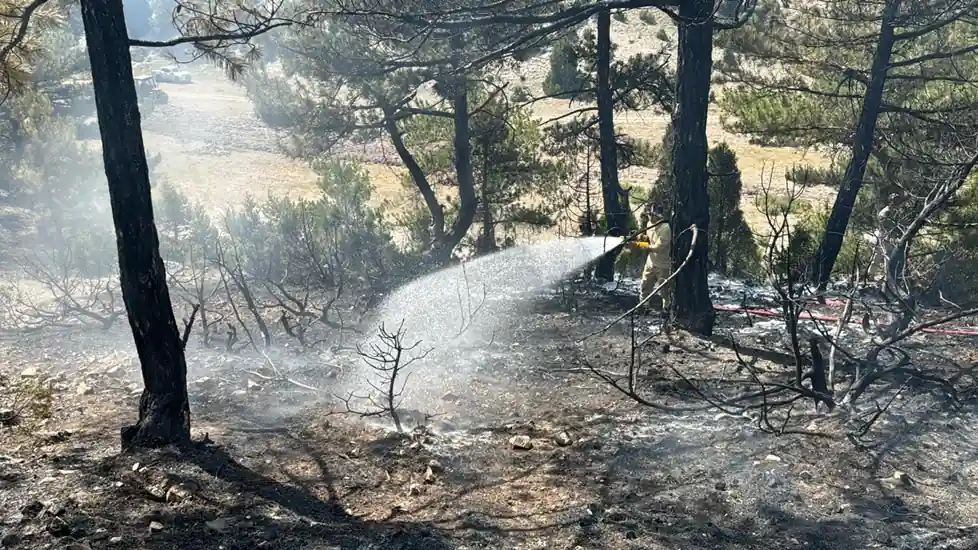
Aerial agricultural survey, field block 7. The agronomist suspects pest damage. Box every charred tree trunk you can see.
[383,111,445,243]
[810,0,901,289]
[81,0,191,449]
[477,141,497,255]
[433,34,477,265]
[670,0,715,336]
[595,8,626,281]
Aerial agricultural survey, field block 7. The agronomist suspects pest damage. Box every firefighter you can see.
[626,218,672,311]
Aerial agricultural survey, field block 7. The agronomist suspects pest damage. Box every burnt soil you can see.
[2,280,978,550]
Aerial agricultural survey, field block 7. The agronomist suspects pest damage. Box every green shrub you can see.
[224,159,404,289]
[768,206,869,284]
[645,133,760,278]
[510,85,532,103]
[785,164,842,188]
[707,143,760,277]
[543,35,586,97]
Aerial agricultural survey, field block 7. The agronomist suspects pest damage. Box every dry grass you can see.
[140,17,837,237]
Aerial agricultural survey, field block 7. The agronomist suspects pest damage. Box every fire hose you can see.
[599,227,978,337]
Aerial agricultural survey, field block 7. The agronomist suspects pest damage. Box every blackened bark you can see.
[431,35,477,265]
[431,39,478,265]
[447,78,477,250]
[595,9,626,281]
[383,111,445,243]
[477,141,497,254]
[670,0,715,336]
[810,0,901,289]
[80,0,191,449]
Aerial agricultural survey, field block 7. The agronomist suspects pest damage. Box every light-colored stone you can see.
[554,431,573,447]
[205,517,230,531]
[165,481,200,503]
[509,435,533,450]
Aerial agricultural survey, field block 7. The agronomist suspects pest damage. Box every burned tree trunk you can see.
[809,0,901,289]
[432,34,477,265]
[670,0,715,336]
[594,8,626,281]
[383,112,445,244]
[477,142,497,255]
[80,0,191,449]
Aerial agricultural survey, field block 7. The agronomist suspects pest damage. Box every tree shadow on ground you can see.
[1,436,463,550]
[539,408,967,550]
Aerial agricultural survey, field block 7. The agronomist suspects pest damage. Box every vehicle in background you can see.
[152,66,193,84]
[133,75,169,107]
[62,75,169,139]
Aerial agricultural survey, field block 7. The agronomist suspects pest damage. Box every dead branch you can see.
[452,260,489,340]
[241,349,324,393]
[335,320,433,432]
[214,234,270,350]
[1,247,123,332]
[181,303,200,349]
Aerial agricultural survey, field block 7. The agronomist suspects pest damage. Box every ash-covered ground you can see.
[1,276,977,549]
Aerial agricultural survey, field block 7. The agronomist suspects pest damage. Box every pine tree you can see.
[402,87,568,255]
[542,33,586,97]
[244,6,522,265]
[648,131,757,277]
[541,16,672,279]
[717,0,978,286]
[706,143,757,277]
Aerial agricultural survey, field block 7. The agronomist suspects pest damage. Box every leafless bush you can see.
[0,373,55,429]
[0,236,122,331]
[336,321,433,433]
[210,163,400,351]
[451,261,489,341]
[582,156,978,445]
[156,183,226,348]
[214,232,273,351]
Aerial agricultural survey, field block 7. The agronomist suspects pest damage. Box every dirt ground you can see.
[2,279,978,550]
[1,26,973,550]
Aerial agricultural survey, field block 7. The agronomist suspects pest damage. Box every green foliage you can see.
[24,117,117,275]
[224,159,403,288]
[644,128,674,221]
[902,176,978,304]
[707,143,760,277]
[716,0,978,238]
[768,205,869,284]
[646,133,760,277]
[563,26,673,110]
[639,10,657,25]
[398,88,569,253]
[244,69,305,132]
[756,193,812,219]
[785,165,842,188]
[154,180,219,269]
[542,34,587,97]
[510,85,532,103]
